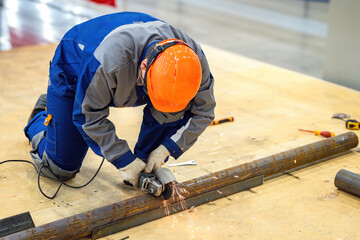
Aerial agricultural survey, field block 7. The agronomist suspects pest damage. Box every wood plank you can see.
[0,44,359,239]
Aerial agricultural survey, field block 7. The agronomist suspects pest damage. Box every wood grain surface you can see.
[0,44,359,239]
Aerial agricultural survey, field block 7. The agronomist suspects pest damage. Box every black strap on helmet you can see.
[142,40,192,95]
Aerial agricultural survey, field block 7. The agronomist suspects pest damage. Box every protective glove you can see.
[118,158,146,188]
[145,144,170,173]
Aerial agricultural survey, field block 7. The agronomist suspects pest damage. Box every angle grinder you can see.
[124,168,177,200]
[138,168,177,200]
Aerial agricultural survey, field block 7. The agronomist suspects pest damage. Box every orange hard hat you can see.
[145,39,202,113]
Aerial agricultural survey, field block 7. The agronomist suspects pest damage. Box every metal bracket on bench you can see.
[0,212,35,237]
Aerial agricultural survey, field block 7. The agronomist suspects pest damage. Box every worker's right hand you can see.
[118,158,146,188]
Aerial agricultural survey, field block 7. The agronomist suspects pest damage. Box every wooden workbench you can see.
[0,44,359,239]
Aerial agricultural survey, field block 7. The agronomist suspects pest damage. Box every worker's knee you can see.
[40,152,79,181]
[28,131,79,181]
[32,151,79,181]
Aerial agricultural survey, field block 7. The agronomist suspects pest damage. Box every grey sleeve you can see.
[163,48,216,158]
[75,64,137,167]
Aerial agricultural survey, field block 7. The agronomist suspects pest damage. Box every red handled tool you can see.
[298,129,335,138]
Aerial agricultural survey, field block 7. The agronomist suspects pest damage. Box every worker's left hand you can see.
[145,145,170,173]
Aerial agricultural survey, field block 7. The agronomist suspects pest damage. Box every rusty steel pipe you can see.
[335,169,360,197]
[2,132,358,240]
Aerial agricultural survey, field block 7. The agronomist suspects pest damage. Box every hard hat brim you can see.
[150,98,189,113]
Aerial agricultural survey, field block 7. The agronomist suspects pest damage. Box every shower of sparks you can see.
[179,183,199,194]
[170,184,195,226]
[161,183,208,238]
[160,181,235,239]
[163,200,171,216]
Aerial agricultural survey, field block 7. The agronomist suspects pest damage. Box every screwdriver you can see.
[210,117,234,126]
[298,129,335,138]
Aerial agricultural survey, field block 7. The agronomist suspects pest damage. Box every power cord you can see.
[0,158,105,199]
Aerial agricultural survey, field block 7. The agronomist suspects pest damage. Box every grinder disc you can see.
[162,183,174,200]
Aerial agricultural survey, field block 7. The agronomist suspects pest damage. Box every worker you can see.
[24,12,215,188]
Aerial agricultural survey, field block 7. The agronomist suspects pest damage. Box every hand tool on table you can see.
[332,113,351,119]
[345,119,360,130]
[298,129,335,138]
[332,113,360,130]
[167,160,197,167]
[210,117,234,126]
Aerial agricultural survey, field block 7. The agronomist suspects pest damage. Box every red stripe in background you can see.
[88,0,116,7]
[9,27,50,48]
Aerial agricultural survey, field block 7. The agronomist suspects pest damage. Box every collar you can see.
[140,40,160,62]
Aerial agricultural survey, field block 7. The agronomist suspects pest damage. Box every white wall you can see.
[323,0,360,90]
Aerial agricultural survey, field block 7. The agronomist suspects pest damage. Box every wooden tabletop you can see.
[0,44,359,239]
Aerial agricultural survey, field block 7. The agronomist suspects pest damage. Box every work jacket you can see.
[49,12,215,168]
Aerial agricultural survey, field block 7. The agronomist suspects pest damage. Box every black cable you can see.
[63,157,105,189]
[0,157,105,199]
[37,165,63,199]
[0,159,38,172]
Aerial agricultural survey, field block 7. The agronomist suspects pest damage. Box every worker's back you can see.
[49,12,160,88]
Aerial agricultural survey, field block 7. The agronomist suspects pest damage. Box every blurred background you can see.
[0,0,359,89]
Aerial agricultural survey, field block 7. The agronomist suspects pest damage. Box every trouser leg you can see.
[24,85,89,180]
[45,85,89,171]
